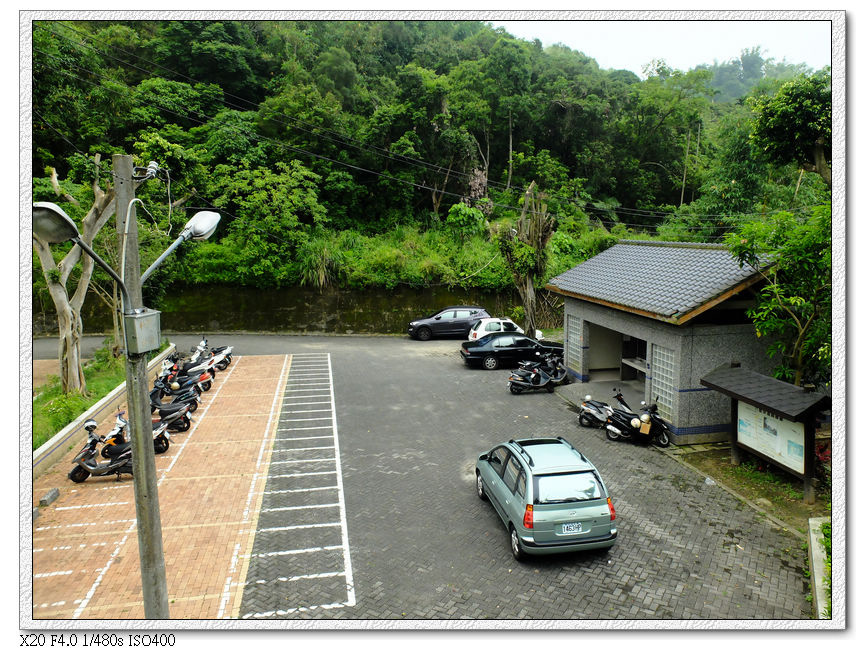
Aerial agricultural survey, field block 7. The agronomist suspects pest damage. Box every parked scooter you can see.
[605,394,671,447]
[579,388,634,428]
[151,400,192,432]
[578,395,613,428]
[196,336,233,371]
[68,420,134,483]
[150,381,200,413]
[508,353,569,394]
[99,412,171,458]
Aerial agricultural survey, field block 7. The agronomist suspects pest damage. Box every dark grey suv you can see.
[407,305,489,340]
[475,437,617,561]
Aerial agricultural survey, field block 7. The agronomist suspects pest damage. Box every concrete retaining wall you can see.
[31,345,176,480]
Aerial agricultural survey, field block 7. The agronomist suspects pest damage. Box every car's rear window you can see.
[534,472,603,504]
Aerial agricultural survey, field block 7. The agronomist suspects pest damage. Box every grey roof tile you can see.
[700,365,830,421]
[546,240,759,319]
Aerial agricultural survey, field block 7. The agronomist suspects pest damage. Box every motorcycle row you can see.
[67,337,233,483]
[506,352,671,448]
[578,387,671,448]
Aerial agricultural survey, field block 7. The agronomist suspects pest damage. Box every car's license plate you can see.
[562,522,582,534]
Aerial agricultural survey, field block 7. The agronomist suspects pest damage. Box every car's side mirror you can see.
[478,453,488,462]
[435,315,441,320]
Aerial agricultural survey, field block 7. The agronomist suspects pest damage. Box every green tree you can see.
[205,160,327,287]
[725,205,831,386]
[497,182,555,338]
[748,69,831,188]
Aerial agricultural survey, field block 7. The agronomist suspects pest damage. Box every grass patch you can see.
[820,518,831,617]
[683,447,831,536]
[32,339,168,450]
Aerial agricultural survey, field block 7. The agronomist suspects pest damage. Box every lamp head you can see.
[182,211,220,241]
[32,202,81,243]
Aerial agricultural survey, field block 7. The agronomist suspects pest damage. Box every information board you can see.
[737,401,805,475]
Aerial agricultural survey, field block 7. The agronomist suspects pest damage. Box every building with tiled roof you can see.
[546,240,777,443]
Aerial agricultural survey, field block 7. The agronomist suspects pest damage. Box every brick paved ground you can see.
[31,354,289,620]
[30,336,812,624]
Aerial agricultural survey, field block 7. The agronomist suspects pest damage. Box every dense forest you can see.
[32,19,832,384]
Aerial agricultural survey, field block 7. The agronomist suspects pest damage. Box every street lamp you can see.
[141,210,220,283]
[32,200,220,618]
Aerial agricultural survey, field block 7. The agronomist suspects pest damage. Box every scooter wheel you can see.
[185,400,198,413]
[154,437,169,454]
[605,428,621,441]
[201,380,212,392]
[654,430,671,448]
[216,361,228,371]
[546,385,555,393]
[579,414,595,428]
[509,383,523,394]
[68,466,89,483]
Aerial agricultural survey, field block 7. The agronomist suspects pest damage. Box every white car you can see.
[467,317,542,341]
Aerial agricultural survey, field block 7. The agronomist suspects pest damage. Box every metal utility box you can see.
[124,308,161,354]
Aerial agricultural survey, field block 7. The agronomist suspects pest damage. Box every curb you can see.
[808,516,831,619]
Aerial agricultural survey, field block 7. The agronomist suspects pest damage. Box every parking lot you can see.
[30,335,811,622]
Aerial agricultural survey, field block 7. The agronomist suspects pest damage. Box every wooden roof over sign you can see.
[700,364,830,422]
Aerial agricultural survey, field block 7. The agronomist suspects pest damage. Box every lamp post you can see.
[33,195,220,619]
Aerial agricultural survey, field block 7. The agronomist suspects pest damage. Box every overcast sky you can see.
[490,19,832,78]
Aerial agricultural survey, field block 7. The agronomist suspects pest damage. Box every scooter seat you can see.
[153,403,187,418]
[102,441,131,458]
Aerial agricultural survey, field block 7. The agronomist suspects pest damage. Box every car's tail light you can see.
[523,504,533,529]
[607,497,616,521]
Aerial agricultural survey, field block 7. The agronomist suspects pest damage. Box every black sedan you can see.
[407,305,490,340]
[460,333,564,370]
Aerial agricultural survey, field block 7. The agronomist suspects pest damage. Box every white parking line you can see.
[261,486,337,495]
[34,571,73,579]
[250,544,343,559]
[267,470,337,480]
[261,503,339,513]
[269,458,336,465]
[246,571,345,586]
[241,601,347,619]
[257,523,341,534]
[325,353,356,608]
[55,502,130,510]
[241,352,356,618]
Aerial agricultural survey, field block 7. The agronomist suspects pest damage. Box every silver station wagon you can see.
[475,437,617,560]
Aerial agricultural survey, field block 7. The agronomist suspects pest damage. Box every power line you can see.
[32,24,828,227]
[36,21,773,220]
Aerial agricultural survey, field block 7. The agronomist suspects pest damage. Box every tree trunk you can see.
[813,136,831,188]
[521,278,537,338]
[431,158,453,216]
[32,155,120,394]
[506,109,513,191]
